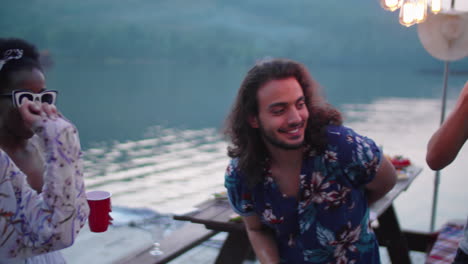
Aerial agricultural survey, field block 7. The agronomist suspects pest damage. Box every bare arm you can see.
[243,215,281,264]
[426,81,468,170]
[366,155,397,204]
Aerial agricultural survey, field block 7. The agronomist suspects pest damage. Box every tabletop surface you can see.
[370,165,422,216]
[174,165,423,232]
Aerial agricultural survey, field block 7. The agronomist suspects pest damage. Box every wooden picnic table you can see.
[174,165,423,264]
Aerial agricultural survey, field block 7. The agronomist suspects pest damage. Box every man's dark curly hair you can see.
[224,58,343,187]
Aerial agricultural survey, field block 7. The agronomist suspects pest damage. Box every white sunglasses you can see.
[0,90,58,107]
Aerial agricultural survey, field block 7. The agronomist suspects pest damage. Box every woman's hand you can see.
[18,99,59,129]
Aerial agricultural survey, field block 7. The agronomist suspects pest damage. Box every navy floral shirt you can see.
[225,125,382,263]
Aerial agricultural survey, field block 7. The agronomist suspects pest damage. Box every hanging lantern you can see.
[400,0,417,27]
[415,0,428,23]
[380,0,462,27]
[430,0,442,13]
[381,0,402,11]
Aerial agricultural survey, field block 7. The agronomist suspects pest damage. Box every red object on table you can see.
[390,156,411,169]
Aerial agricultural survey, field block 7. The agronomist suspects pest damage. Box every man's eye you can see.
[297,102,306,109]
[271,109,284,115]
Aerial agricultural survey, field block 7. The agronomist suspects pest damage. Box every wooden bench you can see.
[114,222,218,264]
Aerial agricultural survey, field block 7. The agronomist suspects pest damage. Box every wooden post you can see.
[215,231,251,264]
[375,205,412,264]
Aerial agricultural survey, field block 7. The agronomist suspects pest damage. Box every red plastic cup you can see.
[86,191,112,233]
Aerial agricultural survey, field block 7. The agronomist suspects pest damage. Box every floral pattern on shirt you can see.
[225,125,382,263]
[0,118,89,260]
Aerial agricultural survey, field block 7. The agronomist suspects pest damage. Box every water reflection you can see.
[50,59,467,150]
[84,126,228,214]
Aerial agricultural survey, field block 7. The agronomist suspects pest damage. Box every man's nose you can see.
[288,108,301,123]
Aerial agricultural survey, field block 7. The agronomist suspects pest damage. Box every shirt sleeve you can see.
[327,125,382,187]
[224,159,256,217]
[0,117,89,259]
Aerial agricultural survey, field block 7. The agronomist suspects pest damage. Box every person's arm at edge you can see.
[243,214,281,264]
[426,81,468,170]
[365,155,397,204]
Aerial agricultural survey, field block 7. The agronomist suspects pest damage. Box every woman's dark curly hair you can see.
[0,38,42,92]
[224,58,342,187]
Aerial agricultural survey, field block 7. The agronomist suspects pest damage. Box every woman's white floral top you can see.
[0,117,89,260]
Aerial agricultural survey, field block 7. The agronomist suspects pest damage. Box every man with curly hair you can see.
[224,58,397,263]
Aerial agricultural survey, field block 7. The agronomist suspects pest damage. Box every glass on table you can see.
[147,224,164,256]
[137,217,172,257]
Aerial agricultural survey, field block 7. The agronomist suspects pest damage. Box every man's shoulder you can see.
[325,124,353,135]
[324,125,355,141]
[228,158,239,168]
[320,125,363,152]
[225,158,241,177]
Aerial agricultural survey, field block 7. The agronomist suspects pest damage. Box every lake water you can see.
[47,59,467,232]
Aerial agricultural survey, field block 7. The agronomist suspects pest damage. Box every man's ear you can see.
[248,115,259,128]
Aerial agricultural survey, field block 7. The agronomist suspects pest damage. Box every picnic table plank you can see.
[370,166,422,216]
[174,200,227,222]
[114,222,218,264]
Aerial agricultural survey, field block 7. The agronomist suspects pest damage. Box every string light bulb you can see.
[430,0,442,13]
[381,0,402,11]
[415,0,428,23]
[400,0,417,27]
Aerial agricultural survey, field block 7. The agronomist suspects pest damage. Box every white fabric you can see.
[417,12,468,61]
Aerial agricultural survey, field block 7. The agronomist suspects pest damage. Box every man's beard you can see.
[258,121,305,150]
